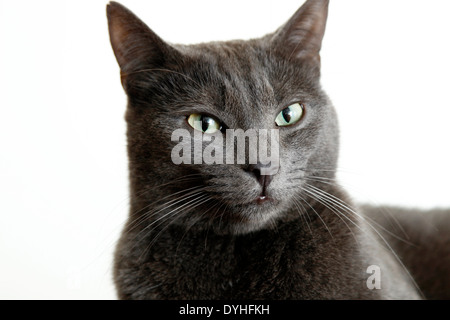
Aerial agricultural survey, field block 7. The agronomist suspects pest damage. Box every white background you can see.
[1,0,449,299]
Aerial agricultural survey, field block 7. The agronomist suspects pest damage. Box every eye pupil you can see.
[201,116,210,132]
[282,108,292,123]
[187,114,221,134]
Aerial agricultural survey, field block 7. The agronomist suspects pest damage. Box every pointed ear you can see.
[271,0,329,67]
[106,2,179,77]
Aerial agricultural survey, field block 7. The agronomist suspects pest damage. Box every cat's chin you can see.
[212,196,285,235]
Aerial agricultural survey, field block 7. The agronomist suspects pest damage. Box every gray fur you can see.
[107,0,448,299]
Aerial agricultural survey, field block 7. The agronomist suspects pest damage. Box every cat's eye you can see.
[187,114,221,134]
[275,103,304,127]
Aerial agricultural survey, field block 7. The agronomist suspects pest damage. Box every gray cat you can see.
[107,0,449,299]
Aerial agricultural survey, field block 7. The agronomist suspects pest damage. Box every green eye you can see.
[187,113,221,133]
[275,103,304,127]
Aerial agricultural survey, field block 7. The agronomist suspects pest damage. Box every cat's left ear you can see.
[271,0,329,69]
[106,2,181,83]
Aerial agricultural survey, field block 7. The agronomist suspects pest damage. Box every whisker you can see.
[128,174,204,215]
[302,186,359,244]
[303,175,415,245]
[138,195,213,262]
[94,182,204,261]
[128,191,208,253]
[292,166,359,175]
[125,186,206,235]
[292,198,313,236]
[217,202,230,230]
[175,200,223,259]
[303,183,424,298]
[297,194,334,240]
[304,182,417,246]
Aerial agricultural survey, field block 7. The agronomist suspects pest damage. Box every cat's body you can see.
[361,205,450,299]
[107,0,449,299]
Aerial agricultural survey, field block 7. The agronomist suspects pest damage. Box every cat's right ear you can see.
[106,2,179,83]
[270,0,329,71]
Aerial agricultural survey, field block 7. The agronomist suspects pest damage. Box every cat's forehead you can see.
[182,40,273,95]
[175,40,317,127]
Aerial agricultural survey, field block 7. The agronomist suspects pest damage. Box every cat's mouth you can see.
[252,170,276,205]
[254,187,277,205]
[256,195,271,204]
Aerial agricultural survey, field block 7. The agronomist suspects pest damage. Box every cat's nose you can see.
[245,162,278,188]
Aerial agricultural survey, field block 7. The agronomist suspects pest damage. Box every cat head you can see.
[107,0,338,234]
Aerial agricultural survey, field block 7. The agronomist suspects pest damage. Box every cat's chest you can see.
[152,227,351,299]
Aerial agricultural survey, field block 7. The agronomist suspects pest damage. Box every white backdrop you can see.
[1,0,449,299]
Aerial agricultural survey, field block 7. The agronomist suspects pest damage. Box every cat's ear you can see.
[106,2,180,79]
[271,0,329,68]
